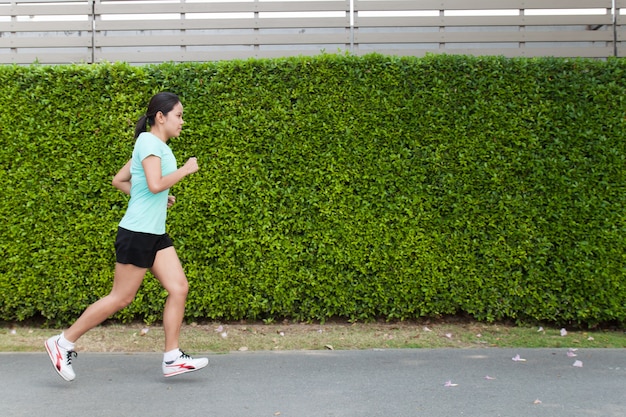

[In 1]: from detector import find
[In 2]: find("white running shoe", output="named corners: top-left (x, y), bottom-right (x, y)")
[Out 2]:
top-left (45, 335), bottom-right (77, 381)
top-left (162, 351), bottom-right (208, 377)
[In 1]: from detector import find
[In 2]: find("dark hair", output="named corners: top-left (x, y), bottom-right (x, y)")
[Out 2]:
top-left (134, 92), bottom-right (181, 139)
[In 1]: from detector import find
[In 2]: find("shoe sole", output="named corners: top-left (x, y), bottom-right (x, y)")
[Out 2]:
top-left (44, 339), bottom-right (75, 382)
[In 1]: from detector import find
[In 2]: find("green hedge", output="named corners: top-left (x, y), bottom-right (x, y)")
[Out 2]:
top-left (1, 54), bottom-right (624, 327)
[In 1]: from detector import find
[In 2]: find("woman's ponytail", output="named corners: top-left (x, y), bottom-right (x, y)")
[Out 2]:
top-left (134, 114), bottom-right (148, 139)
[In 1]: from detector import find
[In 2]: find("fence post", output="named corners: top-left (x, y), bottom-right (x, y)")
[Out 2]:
top-left (614, 0), bottom-right (618, 57)
top-left (349, 0), bottom-right (354, 53)
top-left (90, 0), bottom-right (95, 64)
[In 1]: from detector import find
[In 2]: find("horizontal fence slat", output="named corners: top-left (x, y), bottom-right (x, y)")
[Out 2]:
top-left (4, 21), bottom-right (94, 32)
top-left (354, 30), bottom-right (613, 44)
top-left (94, 48), bottom-right (340, 64)
top-left (249, 0), bottom-right (349, 13)
top-left (0, 0), bottom-right (87, 4)
top-left (95, 33), bottom-right (351, 47)
top-left (355, 15), bottom-right (613, 28)
top-left (95, 17), bottom-right (349, 31)
top-left (0, 0), bottom-right (87, 2)
top-left (94, 0), bottom-right (349, 14)
top-left (354, 0), bottom-right (612, 11)
top-left (0, 52), bottom-right (91, 64)
top-left (0, 37), bottom-right (92, 48)
top-left (1, 3), bottom-right (92, 15)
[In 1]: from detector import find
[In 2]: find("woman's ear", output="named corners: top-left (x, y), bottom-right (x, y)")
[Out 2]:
top-left (155, 111), bottom-right (165, 124)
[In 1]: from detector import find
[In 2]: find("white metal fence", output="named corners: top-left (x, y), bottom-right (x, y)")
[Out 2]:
top-left (0, 0), bottom-right (621, 64)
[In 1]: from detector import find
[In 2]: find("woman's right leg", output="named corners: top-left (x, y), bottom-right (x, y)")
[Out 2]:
top-left (46, 263), bottom-right (147, 381)
top-left (63, 263), bottom-right (147, 343)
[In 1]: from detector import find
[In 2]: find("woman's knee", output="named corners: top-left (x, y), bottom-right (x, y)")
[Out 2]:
top-left (168, 277), bottom-right (189, 298)
top-left (109, 292), bottom-right (136, 309)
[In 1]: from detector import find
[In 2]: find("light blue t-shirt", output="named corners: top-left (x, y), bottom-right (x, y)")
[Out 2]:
top-left (119, 132), bottom-right (177, 235)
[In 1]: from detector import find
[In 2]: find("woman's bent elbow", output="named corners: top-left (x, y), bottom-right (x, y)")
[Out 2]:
top-left (147, 184), bottom-right (165, 194)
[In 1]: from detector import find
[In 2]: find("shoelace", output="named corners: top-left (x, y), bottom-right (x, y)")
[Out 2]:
top-left (179, 350), bottom-right (191, 360)
top-left (66, 350), bottom-right (77, 365)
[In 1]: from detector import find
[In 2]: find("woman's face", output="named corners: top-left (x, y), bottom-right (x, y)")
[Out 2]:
top-left (162, 102), bottom-right (184, 138)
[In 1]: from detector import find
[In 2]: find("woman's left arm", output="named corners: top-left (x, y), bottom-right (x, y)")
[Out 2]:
top-left (112, 160), bottom-right (132, 195)
top-left (142, 155), bottom-right (198, 194)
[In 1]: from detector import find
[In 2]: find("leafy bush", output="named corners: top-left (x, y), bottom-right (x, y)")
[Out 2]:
top-left (0, 54), bottom-right (624, 327)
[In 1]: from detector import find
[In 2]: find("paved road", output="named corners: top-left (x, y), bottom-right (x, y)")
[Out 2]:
top-left (1, 348), bottom-right (624, 417)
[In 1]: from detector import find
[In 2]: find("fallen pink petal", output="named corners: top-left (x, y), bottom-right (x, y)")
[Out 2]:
top-left (573, 360), bottom-right (583, 367)
top-left (444, 380), bottom-right (458, 387)
top-left (512, 354), bottom-right (527, 362)
top-left (560, 328), bottom-right (568, 336)
top-left (484, 375), bottom-right (496, 380)
top-left (534, 399), bottom-right (542, 405)
top-left (567, 351), bottom-right (577, 357)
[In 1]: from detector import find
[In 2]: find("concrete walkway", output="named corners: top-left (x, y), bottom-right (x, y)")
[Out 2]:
top-left (2, 348), bottom-right (625, 417)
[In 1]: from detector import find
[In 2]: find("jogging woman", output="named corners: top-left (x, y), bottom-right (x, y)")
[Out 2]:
top-left (45, 92), bottom-right (208, 381)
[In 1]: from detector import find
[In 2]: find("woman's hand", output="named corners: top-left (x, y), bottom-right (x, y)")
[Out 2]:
top-left (167, 195), bottom-right (176, 208)
top-left (183, 157), bottom-right (199, 175)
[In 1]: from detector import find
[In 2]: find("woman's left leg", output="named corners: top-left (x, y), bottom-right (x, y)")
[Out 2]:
top-left (150, 246), bottom-right (188, 352)
top-left (151, 246), bottom-right (208, 377)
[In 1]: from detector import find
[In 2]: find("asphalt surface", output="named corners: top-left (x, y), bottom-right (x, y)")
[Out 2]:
top-left (1, 348), bottom-right (624, 417)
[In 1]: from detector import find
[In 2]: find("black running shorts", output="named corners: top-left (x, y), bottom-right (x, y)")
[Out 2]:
top-left (114, 227), bottom-right (173, 268)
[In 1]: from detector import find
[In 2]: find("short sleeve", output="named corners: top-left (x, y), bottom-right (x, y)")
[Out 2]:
top-left (135, 134), bottom-right (163, 162)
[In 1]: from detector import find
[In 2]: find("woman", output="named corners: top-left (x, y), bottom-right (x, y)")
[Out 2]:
top-left (45, 92), bottom-right (208, 381)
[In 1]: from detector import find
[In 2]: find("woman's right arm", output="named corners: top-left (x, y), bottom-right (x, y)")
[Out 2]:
top-left (112, 160), bottom-right (132, 195)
